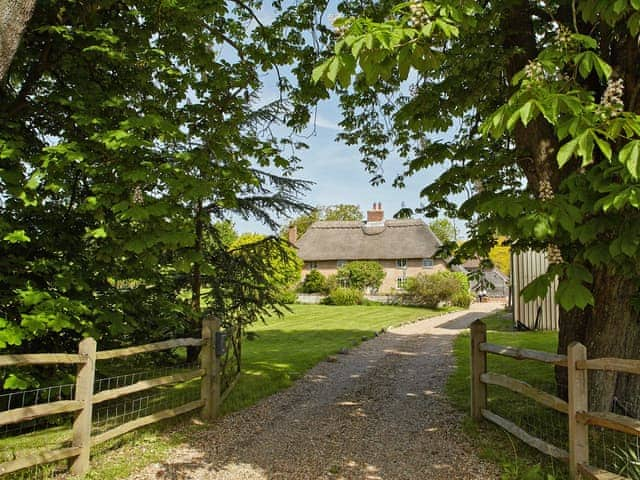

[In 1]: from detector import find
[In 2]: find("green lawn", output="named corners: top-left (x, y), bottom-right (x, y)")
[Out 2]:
top-left (446, 311), bottom-right (567, 480)
top-left (222, 304), bottom-right (450, 414)
top-left (3, 304), bottom-right (449, 479)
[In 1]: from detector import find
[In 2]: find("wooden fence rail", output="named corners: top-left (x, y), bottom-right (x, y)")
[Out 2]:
top-left (470, 319), bottom-right (640, 480)
top-left (0, 317), bottom-right (234, 478)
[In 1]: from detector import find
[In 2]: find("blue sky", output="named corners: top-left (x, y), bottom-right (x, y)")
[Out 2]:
top-left (234, 95), bottom-right (466, 237)
top-left (232, 3), bottom-right (467, 236)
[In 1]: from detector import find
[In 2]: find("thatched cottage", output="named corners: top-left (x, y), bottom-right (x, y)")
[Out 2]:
top-left (291, 203), bottom-right (447, 294)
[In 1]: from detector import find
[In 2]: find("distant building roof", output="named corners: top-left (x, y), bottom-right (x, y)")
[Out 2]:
top-left (295, 219), bottom-right (442, 261)
top-left (462, 258), bottom-right (481, 270)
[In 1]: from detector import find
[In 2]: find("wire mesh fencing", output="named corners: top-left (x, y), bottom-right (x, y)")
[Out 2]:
top-left (0, 360), bottom-right (202, 474)
top-left (487, 381), bottom-right (570, 478)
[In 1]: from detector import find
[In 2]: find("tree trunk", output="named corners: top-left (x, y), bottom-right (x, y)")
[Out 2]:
top-left (0, 0), bottom-right (36, 81)
top-left (187, 200), bottom-right (204, 364)
top-left (557, 268), bottom-right (640, 413)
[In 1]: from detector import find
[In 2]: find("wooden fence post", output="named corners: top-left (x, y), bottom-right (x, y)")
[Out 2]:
top-left (201, 317), bottom-right (221, 421)
top-left (470, 319), bottom-right (487, 421)
top-left (70, 337), bottom-right (96, 476)
top-left (568, 342), bottom-right (589, 479)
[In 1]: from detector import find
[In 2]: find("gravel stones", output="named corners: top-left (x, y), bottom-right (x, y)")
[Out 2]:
top-left (128, 304), bottom-right (502, 480)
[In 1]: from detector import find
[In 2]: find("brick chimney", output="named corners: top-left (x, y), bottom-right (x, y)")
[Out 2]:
top-left (367, 202), bottom-right (384, 223)
top-left (288, 225), bottom-right (297, 244)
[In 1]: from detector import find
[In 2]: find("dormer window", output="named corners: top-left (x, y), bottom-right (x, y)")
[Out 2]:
top-left (396, 258), bottom-right (407, 268)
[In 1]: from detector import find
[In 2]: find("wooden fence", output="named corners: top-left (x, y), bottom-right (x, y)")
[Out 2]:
top-left (471, 320), bottom-right (640, 480)
top-left (0, 317), bottom-right (228, 477)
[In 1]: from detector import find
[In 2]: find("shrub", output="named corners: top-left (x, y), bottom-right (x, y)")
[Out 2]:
top-left (451, 291), bottom-right (473, 308)
top-left (324, 273), bottom-right (338, 294)
top-left (301, 269), bottom-right (326, 293)
top-left (278, 289), bottom-right (298, 304)
top-left (336, 261), bottom-right (385, 292)
top-left (405, 271), bottom-right (471, 308)
top-left (322, 287), bottom-right (364, 306)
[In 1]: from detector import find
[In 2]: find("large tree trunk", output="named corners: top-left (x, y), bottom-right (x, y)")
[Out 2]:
top-left (186, 200), bottom-right (204, 364)
top-left (557, 268), bottom-right (640, 413)
top-left (0, 0), bottom-right (36, 81)
top-left (501, 2), bottom-right (640, 415)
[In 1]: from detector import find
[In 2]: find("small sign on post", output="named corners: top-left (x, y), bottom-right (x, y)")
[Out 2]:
top-left (215, 331), bottom-right (227, 357)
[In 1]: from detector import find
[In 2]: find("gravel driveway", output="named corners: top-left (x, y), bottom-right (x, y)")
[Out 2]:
top-left (129, 303), bottom-right (503, 480)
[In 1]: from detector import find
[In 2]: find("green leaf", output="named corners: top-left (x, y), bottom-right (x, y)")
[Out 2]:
top-left (85, 227), bottom-right (108, 239)
top-left (577, 130), bottom-right (595, 166)
top-left (311, 59), bottom-right (331, 84)
top-left (594, 134), bottom-right (612, 161)
top-left (557, 138), bottom-right (579, 167)
top-left (3, 374), bottom-right (32, 390)
top-left (566, 264), bottom-right (593, 283)
top-left (25, 169), bottom-right (44, 190)
top-left (556, 280), bottom-right (594, 310)
top-left (571, 33), bottom-right (598, 49)
top-left (326, 57), bottom-right (341, 84)
top-left (620, 140), bottom-right (640, 177)
top-left (351, 37), bottom-right (366, 58)
top-left (3, 230), bottom-right (30, 243)
top-left (519, 100), bottom-right (536, 126)
top-left (593, 55), bottom-right (613, 80)
top-left (575, 52), bottom-right (593, 78)
top-left (521, 273), bottom-right (554, 302)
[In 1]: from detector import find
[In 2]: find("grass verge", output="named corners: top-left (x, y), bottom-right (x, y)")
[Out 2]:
top-left (446, 311), bottom-right (567, 480)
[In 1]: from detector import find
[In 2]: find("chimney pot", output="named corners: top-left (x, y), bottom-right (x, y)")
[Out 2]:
top-left (367, 202), bottom-right (384, 223)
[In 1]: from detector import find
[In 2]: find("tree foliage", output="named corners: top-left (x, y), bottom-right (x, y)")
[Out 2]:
top-left (301, 269), bottom-right (327, 294)
top-left (287, 203), bottom-right (364, 237)
top-left (336, 260), bottom-right (385, 292)
top-left (231, 233), bottom-right (302, 294)
top-left (0, 0), bottom-right (325, 388)
top-left (313, 0), bottom-right (640, 408)
top-left (489, 237), bottom-right (511, 275)
top-left (405, 271), bottom-right (468, 309)
top-left (429, 218), bottom-right (456, 243)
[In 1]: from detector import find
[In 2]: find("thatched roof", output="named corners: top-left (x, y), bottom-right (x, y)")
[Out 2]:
top-left (295, 219), bottom-right (442, 261)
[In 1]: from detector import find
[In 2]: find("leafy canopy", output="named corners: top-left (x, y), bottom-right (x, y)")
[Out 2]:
top-left (0, 0), bottom-right (325, 387)
top-left (313, 0), bottom-right (640, 312)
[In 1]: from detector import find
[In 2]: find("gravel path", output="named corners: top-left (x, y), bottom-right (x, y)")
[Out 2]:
top-left (129, 304), bottom-right (503, 480)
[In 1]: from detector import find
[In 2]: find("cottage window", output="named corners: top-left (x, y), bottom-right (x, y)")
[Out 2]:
top-left (309, 261), bottom-right (318, 269)
top-left (337, 260), bottom-right (347, 268)
top-left (396, 258), bottom-right (407, 268)
top-left (396, 277), bottom-right (407, 289)
top-left (422, 258), bottom-right (434, 268)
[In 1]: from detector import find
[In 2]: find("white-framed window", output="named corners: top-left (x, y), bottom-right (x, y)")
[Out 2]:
top-left (337, 260), bottom-right (347, 268)
top-left (396, 258), bottom-right (407, 268)
top-left (309, 261), bottom-right (318, 269)
top-left (422, 258), bottom-right (434, 268)
top-left (396, 277), bottom-right (408, 289)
